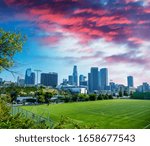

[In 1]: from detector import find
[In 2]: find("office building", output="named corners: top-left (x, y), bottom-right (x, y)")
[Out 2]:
top-left (100, 68), bottom-right (108, 90)
top-left (41, 72), bottom-right (58, 88)
top-left (88, 67), bottom-right (99, 92)
top-left (142, 82), bottom-right (149, 92)
top-left (88, 73), bottom-right (91, 92)
top-left (79, 75), bottom-right (87, 86)
top-left (25, 68), bottom-right (35, 86)
top-left (127, 76), bottom-right (134, 87)
top-left (73, 65), bottom-right (78, 86)
top-left (17, 76), bottom-right (25, 87)
top-left (68, 75), bottom-right (73, 85)
top-left (62, 79), bottom-right (68, 85)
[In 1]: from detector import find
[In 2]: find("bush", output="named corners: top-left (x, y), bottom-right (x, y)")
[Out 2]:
top-left (0, 99), bottom-right (48, 129)
top-left (130, 92), bottom-right (150, 100)
top-left (108, 95), bottom-right (113, 99)
top-left (71, 94), bottom-right (78, 102)
top-left (64, 96), bottom-right (71, 103)
top-left (89, 94), bottom-right (97, 101)
top-left (97, 94), bottom-right (103, 100)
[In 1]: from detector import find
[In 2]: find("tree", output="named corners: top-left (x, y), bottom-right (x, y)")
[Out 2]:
top-left (119, 91), bottom-right (123, 97)
top-left (0, 99), bottom-right (48, 129)
top-left (0, 29), bottom-right (26, 72)
top-left (97, 94), bottom-right (103, 100)
top-left (89, 94), bottom-right (97, 101)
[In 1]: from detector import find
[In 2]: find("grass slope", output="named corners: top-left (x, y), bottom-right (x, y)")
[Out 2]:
top-left (22, 99), bottom-right (150, 129)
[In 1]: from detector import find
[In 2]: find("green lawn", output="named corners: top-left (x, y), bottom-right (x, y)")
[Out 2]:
top-left (21, 99), bottom-right (150, 129)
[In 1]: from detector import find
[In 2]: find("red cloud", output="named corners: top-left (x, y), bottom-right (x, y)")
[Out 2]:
top-left (4, 0), bottom-right (150, 47)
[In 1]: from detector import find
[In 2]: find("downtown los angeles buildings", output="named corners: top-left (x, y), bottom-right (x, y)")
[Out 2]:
top-left (41, 72), bottom-right (58, 88)
top-left (0, 66), bottom-right (148, 94)
top-left (25, 68), bottom-right (35, 86)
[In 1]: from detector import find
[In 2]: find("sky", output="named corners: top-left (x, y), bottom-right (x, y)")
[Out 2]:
top-left (0, 0), bottom-right (150, 86)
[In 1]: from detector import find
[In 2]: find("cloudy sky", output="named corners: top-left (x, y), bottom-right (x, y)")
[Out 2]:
top-left (0, 0), bottom-right (150, 86)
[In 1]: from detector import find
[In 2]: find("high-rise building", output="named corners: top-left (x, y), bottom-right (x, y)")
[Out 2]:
top-left (62, 79), bottom-right (68, 85)
top-left (73, 65), bottom-right (78, 86)
top-left (127, 76), bottom-right (134, 87)
top-left (25, 68), bottom-right (35, 86)
top-left (142, 82), bottom-right (149, 92)
top-left (89, 67), bottom-right (99, 92)
top-left (17, 76), bottom-right (25, 87)
top-left (79, 75), bottom-right (87, 86)
top-left (110, 82), bottom-right (116, 92)
top-left (41, 72), bottom-right (58, 88)
top-left (88, 73), bottom-right (91, 92)
top-left (68, 75), bottom-right (73, 85)
top-left (100, 68), bottom-right (108, 90)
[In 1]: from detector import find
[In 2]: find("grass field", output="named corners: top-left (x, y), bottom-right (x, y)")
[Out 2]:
top-left (21, 99), bottom-right (150, 129)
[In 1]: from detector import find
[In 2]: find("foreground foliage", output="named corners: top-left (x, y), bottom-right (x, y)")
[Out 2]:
top-left (0, 100), bottom-right (48, 129)
top-left (0, 28), bottom-right (26, 71)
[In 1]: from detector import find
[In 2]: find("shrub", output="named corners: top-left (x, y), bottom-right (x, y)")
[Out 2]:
top-left (89, 94), bottom-right (97, 101)
top-left (97, 94), bottom-right (103, 100)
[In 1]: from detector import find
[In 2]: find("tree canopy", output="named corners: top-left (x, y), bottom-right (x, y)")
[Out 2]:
top-left (0, 29), bottom-right (26, 72)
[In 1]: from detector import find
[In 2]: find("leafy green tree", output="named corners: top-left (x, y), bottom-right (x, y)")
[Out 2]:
top-left (37, 95), bottom-right (45, 103)
top-left (44, 92), bottom-right (53, 103)
top-left (119, 91), bottom-right (123, 97)
top-left (0, 28), bottom-right (26, 72)
top-left (97, 94), bottom-right (103, 100)
top-left (108, 94), bottom-right (113, 99)
top-left (71, 94), bottom-right (78, 102)
top-left (89, 94), bottom-right (97, 101)
top-left (103, 94), bottom-right (109, 100)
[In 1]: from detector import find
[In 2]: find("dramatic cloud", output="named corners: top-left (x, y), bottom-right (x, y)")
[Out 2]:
top-left (3, 0), bottom-right (150, 46)
top-left (1, 0), bottom-right (150, 85)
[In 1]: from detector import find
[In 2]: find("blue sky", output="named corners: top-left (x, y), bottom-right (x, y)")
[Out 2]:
top-left (1, 0), bottom-right (150, 86)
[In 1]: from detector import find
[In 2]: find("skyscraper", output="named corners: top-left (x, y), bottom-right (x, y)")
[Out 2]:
top-left (142, 82), bottom-right (149, 92)
top-left (73, 65), bottom-right (78, 86)
top-left (79, 75), bottom-right (87, 86)
top-left (17, 76), bottom-right (25, 87)
top-left (88, 73), bottom-right (91, 92)
top-left (68, 75), bottom-right (73, 85)
top-left (127, 76), bottom-right (134, 87)
top-left (89, 67), bottom-right (99, 92)
top-left (25, 68), bottom-right (35, 86)
top-left (41, 72), bottom-right (58, 88)
top-left (100, 68), bottom-right (108, 90)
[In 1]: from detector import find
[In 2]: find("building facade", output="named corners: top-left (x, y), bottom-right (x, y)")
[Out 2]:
top-left (68, 75), bottom-right (73, 85)
top-left (100, 68), bottom-right (108, 90)
top-left (79, 75), bottom-right (87, 86)
top-left (127, 76), bottom-right (134, 87)
top-left (41, 72), bottom-right (58, 88)
top-left (88, 67), bottom-right (99, 92)
top-left (25, 68), bottom-right (35, 86)
top-left (73, 65), bottom-right (78, 86)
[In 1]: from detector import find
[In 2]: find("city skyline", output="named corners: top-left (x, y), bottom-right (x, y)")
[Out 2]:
top-left (1, 0), bottom-right (150, 86)
top-left (1, 65), bottom-right (148, 88)
top-left (0, 65), bottom-right (150, 88)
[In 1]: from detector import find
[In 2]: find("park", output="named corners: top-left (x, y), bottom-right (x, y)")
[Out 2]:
top-left (21, 99), bottom-right (150, 129)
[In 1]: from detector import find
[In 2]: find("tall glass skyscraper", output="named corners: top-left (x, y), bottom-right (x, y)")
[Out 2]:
top-left (25, 68), bottom-right (35, 86)
top-left (41, 72), bottom-right (58, 87)
top-left (100, 68), bottom-right (108, 90)
top-left (79, 75), bottom-right (87, 86)
top-left (89, 67), bottom-right (99, 92)
top-left (73, 65), bottom-right (78, 86)
top-left (68, 75), bottom-right (73, 85)
top-left (127, 76), bottom-right (134, 87)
